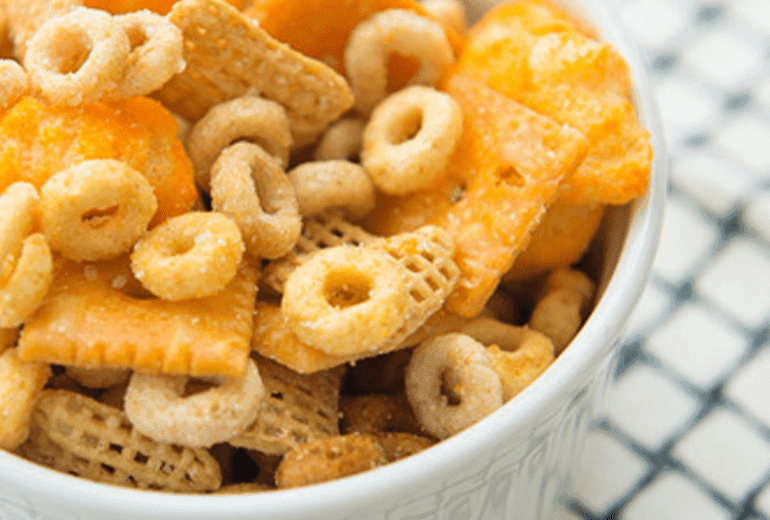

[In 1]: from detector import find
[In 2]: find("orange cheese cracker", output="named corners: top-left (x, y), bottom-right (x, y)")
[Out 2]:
top-left (0, 96), bottom-right (196, 226)
top-left (367, 74), bottom-right (588, 317)
top-left (452, 0), bottom-right (651, 205)
top-left (17, 256), bottom-right (258, 377)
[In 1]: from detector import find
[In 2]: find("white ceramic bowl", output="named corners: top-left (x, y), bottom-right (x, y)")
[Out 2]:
top-left (0, 0), bottom-right (666, 518)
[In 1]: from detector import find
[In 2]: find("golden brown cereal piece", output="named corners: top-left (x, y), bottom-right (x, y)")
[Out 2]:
top-left (130, 211), bottom-right (244, 300)
top-left (344, 9), bottom-right (454, 115)
top-left (187, 95), bottom-right (292, 191)
top-left (65, 366), bottom-right (131, 389)
top-left (124, 358), bottom-right (263, 447)
top-left (157, 0), bottom-right (354, 139)
top-left (0, 348), bottom-right (50, 450)
top-left (368, 225), bottom-right (461, 341)
top-left (503, 202), bottom-right (606, 282)
top-left (24, 7), bottom-right (130, 106)
top-left (33, 389), bottom-right (222, 491)
top-left (340, 394), bottom-right (420, 435)
top-left (210, 142), bottom-right (302, 260)
top-left (18, 257), bottom-right (258, 377)
top-left (0, 59), bottom-right (28, 110)
top-left (459, 318), bottom-right (554, 401)
top-left (288, 160), bottom-right (376, 221)
top-left (262, 210), bottom-right (376, 294)
top-left (0, 182), bottom-right (53, 328)
top-left (275, 433), bottom-right (388, 489)
top-left (374, 431), bottom-right (434, 462)
top-left (313, 118), bottom-right (365, 161)
top-left (362, 86), bottom-right (462, 195)
top-left (6, 0), bottom-right (82, 60)
top-left (529, 268), bottom-right (595, 352)
top-left (405, 333), bottom-right (503, 439)
top-left (282, 245), bottom-right (410, 356)
top-left (229, 357), bottom-right (342, 455)
top-left (16, 423), bottom-right (139, 487)
top-left (421, 0), bottom-right (467, 37)
top-left (40, 159), bottom-right (158, 262)
top-left (108, 10), bottom-right (185, 99)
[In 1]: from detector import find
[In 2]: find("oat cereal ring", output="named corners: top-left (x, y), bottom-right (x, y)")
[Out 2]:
top-left (459, 318), bottom-right (554, 401)
top-left (0, 59), bottom-right (29, 110)
top-left (341, 394), bottom-right (420, 435)
top-left (313, 118), bottom-right (365, 161)
top-left (187, 95), bottom-right (292, 191)
top-left (529, 268), bottom-right (595, 353)
top-left (361, 85), bottom-right (462, 195)
top-left (288, 160), bottom-right (376, 221)
top-left (0, 187), bottom-right (55, 327)
top-left (124, 358), bottom-right (263, 447)
top-left (65, 366), bottom-right (131, 389)
top-left (210, 142), bottom-right (302, 260)
top-left (344, 9), bottom-right (454, 115)
top-left (405, 333), bottom-right (503, 439)
top-left (130, 211), bottom-right (244, 300)
top-left (275, 433), bottom-right (388, 489)
top-left (40, 159), bottom-right (158, 262)
top-left (0, 348), bottom-right (50, 450)
top-left (281, 245), bottom-right (410, 356)
top-left (24, 7), bottom-right (130, 106)
top-left (108, 10), bottom-right (185, 99)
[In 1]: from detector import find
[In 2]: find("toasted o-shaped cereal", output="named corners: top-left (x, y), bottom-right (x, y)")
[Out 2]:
top-left (0, 233), bottom-right (53, 328)
top-left (210, 142), bottom-right (302, 259)
top-left (275, 434), bottom-right (388, 489)
top-left (40, 159), bottom-right (158, 262)
top-left (281, 246), bottom-right (410, 356)
top-left (405, 333), bottom-right (502, 439)
top-left (24, 7), bottom-right (130, 106)
top-left (187, 95), bottom-right (292, 190)
top-left (530, 268), bottom-right (595, 353)
top-left (130, 211), bottom-right (244, 300)
top-left (125, 358), bottom-right (263, 447)
top-left (0, 348), bottom-right (51, 450)
top-left (109, 10), bottom-right (185, 99)
top-left (362, 86), bottom-right (462, 195)
top-left (313, 118), bottom-right (365, 161)
top-left (344, 9), bottom-right (454, 115)
top-left (0, 59), bottom-right (29, 110)
top-left (0, 183), bottom-right (53, 327)
top-left (288, 160), bottom-right (375, 221)
top-left (459, 318), bottom-right (555, 401)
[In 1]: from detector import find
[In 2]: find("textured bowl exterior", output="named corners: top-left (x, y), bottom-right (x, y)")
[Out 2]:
top-left (0, 0), bottom-right (666, 518)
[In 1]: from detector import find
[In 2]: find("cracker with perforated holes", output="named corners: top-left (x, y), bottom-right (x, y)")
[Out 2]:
top-left (17, 256), bottom-right (259, 377)
top-left (156, 0), bottom-right (354, 138)
top-left (228, 356), bottom-right (344, 455)
top-left (32, 389), bottom-right (222, 491)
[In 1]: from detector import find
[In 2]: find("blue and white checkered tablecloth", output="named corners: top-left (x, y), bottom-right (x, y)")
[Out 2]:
top-left (560, 1), bottom-right (770, 518)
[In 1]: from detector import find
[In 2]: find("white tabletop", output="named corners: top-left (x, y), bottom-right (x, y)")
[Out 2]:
top-left (562, 1), bottom-right (770, 518)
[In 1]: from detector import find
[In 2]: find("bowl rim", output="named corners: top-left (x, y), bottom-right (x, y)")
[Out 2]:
top-left (0, 0), bottom-right (667, 517)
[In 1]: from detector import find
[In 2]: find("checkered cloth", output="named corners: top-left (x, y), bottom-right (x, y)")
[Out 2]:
top-left (562, 1), bottom-right (770, 518)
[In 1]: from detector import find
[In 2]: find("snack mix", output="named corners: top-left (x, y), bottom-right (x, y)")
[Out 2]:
top-left (0, 0), bottom-right (652, 492)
